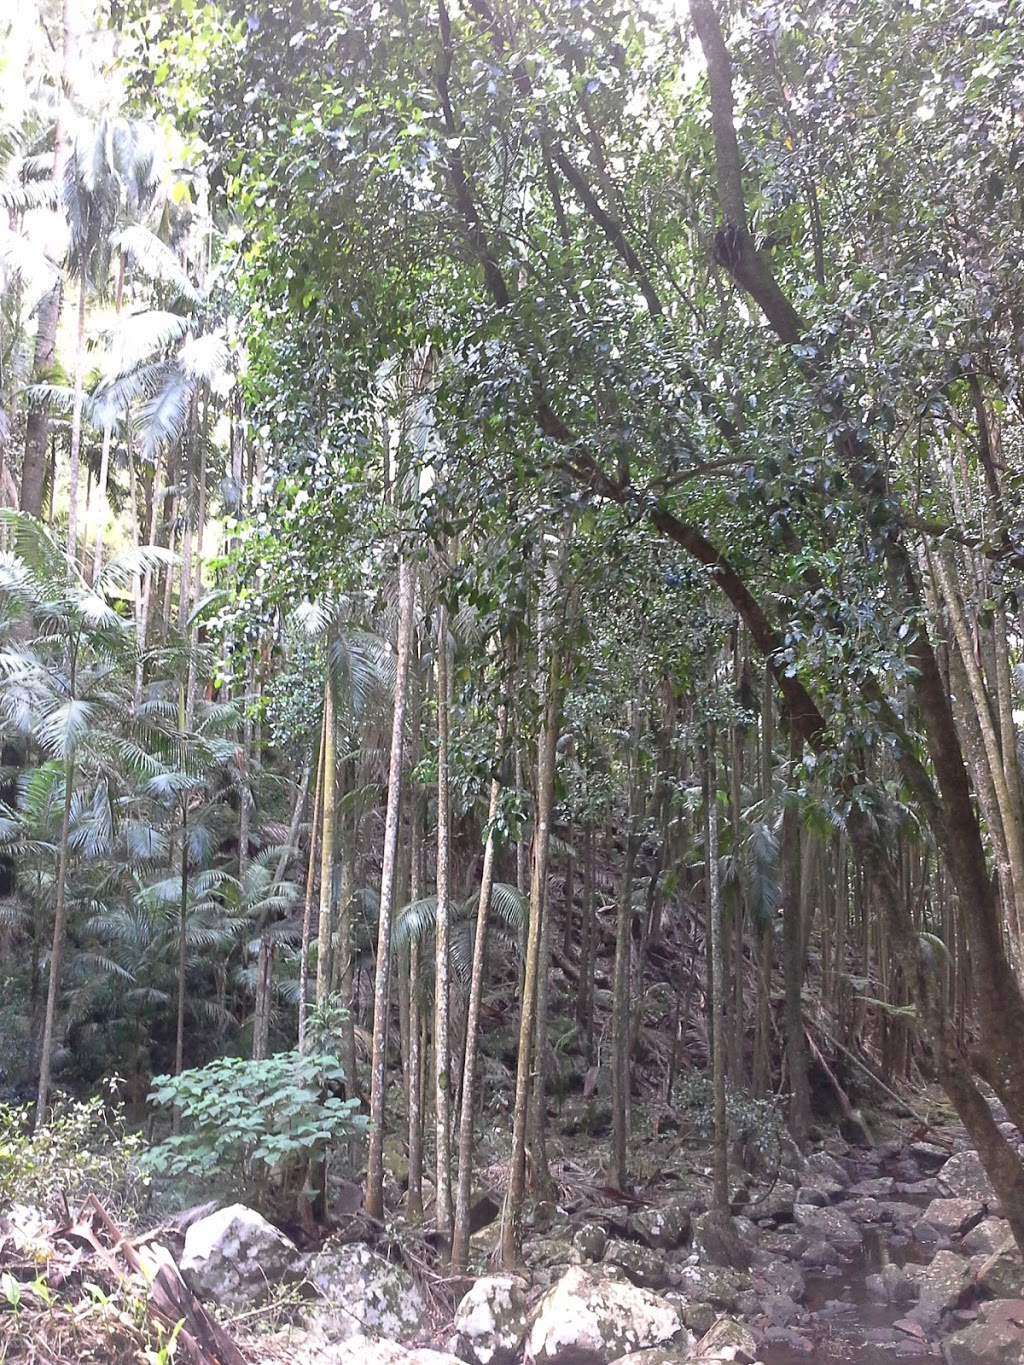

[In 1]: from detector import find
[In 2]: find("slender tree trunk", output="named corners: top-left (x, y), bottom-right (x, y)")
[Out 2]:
top-left (365, 555), bottom-right (417, 1220)
top-left (434, 604), bottom-right (453, 1250)
top-left (316, 671), bottom-right (337, 1008)
top-left (501, 610), bottom-right (559, 1268)
top-left (34, 751), bottom-right (75, 1128)
top-left (707, 714), bottom-right (728, 1213)
top-left (782, 727), bottom-right (810, 1146)
top-left (66, 277), bottom-right (87, 565)
top-left (298, 710), bottom-right (326, 1049)
top-left (452, 700), bottom-right (508, 1270)
top-left (407, 787), bottom-right (425, 1218)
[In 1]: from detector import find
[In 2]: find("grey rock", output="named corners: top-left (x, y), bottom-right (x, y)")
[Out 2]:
top-left (964, 1217), bottom-right (1014, 1256)
top-left (910, 1142), bottom-right (952, 1174)
top-left (939, 1150), bottom-right (996, 1203)
top-left (691, 1314), bottom-right (757, 1362)
top-left (804, 1153), bottom-right (850, 1187)
top-left (180, 1203), bottom-right (307, 1311)
top-left (942, 1304), bottom-right (1024, 1365)
top-left (973, 1240), bottom-right (1024, 1300)
top-left (575, 1223), bottom-right (610, 1262)
top-left (918, 1198), bottom-right (986, 1238)
top-left (748, 1184), bottom-right (797, 1224)
top-left (604, 1241), bottom-right (671, 1291)
top-left (630, 1201), bottom-right (691, 1252)
top-left (914, 1249), bottom-right (968, 1320)
top-left (450, 1275), bottom-right (529, 1365)
top-left (308, 1241), bottom-right (425, 1342)
top-left (524, 1236), bottom-right (582, 1271)
top-left (847, 1177), bottom-right (895, 1199)
top-left (691, 1212), bottom-right (750, 1270)
top-left (792, 1204), bottom-right (862, 1253)
top-left (525, 1267), bottom-right (689, 1365)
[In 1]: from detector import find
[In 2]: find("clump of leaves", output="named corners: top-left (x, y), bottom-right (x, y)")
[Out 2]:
top-left (0, 1092), bottom-right (147, 1215)
top-left (142, 1051), bottom-right (366, 1212)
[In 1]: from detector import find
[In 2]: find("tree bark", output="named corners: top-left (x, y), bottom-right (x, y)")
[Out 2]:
top-left (365, 555), bottom-right (417, 1220)
top-left (434, 603), bottom-right (453, 1251)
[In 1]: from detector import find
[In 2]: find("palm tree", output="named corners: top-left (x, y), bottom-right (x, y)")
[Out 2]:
top-left (0, 508), bottom-right (170, 1123)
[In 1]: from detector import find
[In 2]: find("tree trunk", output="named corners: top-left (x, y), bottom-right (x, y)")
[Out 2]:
top-left (66, 276), bottom-right (87, 565)
top-left (34, 751), bottom-right (75, 1128)
top-left (707, 714), bottom-right (728, 1214)
top-left (316, 671), bottom-right (337, 1009)
top-left (434, 603), bottom-right (453, 1251)
top-left (365, 555), bottom-right (417, 1220)
top-left (451, 700), bottom-right (507, 1270)
top-left (782, 728), bottom-right (810, 1146)
top-left (298, 709), bottom-right (326, 1049)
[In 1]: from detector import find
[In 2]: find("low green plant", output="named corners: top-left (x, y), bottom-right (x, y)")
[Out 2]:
top-left (141, 1051), bottom-right (366, 1212)
top-left (0, 1090), bottom-right (146, 1214)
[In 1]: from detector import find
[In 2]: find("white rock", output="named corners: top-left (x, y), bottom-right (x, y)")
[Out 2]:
top-left (307, 1240), bottom-right (426, 1342)
top-left (180, 1203), bottom-right (307, 1310)
top-left (525, 1266), bottom-right (689, 1365)
top-left (450, 1275), bottom-right (529, 1365)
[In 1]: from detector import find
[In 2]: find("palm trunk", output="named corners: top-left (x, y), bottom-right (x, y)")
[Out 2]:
top-left (34, 751), bottom-right (75, 1128)
top-left (66, 276), bottom-right (87, 565)
top-left (365, 555), bottom-right (417, 1220)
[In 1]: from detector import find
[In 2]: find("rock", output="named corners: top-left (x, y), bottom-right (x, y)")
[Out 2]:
top-left (630, 1201), bottom-right (691, 1251)
top-left (918, 1198), bottom-right (986, 1238)
top-left (748, 1184), bottom-right (796, 1224)
top-left (450, 1276), bottom-right (529, 1365)
top-left (973, 1239), bottom-right (1024, 1300)
top-left (964, 1217), bottom-right (1014, 1257)
top-left (180, 1204), bottom-right (306, 1310)
top-left (691, 1315), bottom-right (758, 1362)
top-left (524, 1236), bottom-right (582, 1272)
top-left (942, 1303), bottom-right (1024, 1365)
top-left (332, 1341), bottom-right (464, 1365)
top-left (914, 1249), bottom-right (969, 1323)
top-left (670, 1265), bottom-right (741, 1312)
top-left (606, 1352), bottom-right (690, 1365)
top-left (847, 1176), bottom-right (895, 1199)
top-left (910, 1142), bottom-right (952, 1174)
top-left (939, 1150), bottom-right (996, 1202)
top-left (691, 1212), bottom-right (751, 1270)
top-left (574, 1223), bottom-right (610, 1262)
top-left (308, 1241), bottom-right (425, 1341)
top-left (792, 1204), bottom-right (862, 1253)
top-left (679, 1302), bottom-right (717, 1338)
top-left (525, 1266), bottom-right (689, 1365)
top-left (804, 1153), bottom-right (850, 1187)
top-left (792, 1186), bottom-right (829, 1208)
top-left (866, 1262), bottom-right (918, 1307)
top-left (799, 1239), bottom-right (842, 1269)
top-left (604, 1241), bottom-right (671, 1290)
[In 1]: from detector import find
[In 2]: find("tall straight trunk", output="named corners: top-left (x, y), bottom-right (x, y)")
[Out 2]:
top-left (135, 449), bottom-right (163, 705)
top-left (782, 727), bottom-right (810, 1146)
top-left (21, 0), bottom-right (75, 520)
top-left (706, 715), bottom-right (728, 1213)
top-left (365, 555), bottom-right (417, 1221)
top-left (298, 709), bottom-right (326, 1049)
top-left (238, 656), bottom-right (256, 880)
top-left (451, 700), bottom-right (508, 1270)
top-left (34, 751), bottom-right (75, 1128)
top-left (407, 787), bottom-right (425, 1218)
top-left (316, 672), bottom-right (337, 1008)
top-left (501, 615), bottom-right (559, 1268)
top-left (434, 605), bottom-right (453, 1250)
top-left (90, 257), bottom-right (125, 583)
top-left (173, 797), bottom-right (189, 1135)
top-left (334, 774), bottom-right (358, 1089)
top-left (611, 821), bottom-right (636, 1189)
top-left (66, 277), bottom-right (87, 564)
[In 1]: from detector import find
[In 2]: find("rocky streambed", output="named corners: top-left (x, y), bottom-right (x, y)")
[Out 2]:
top-left (10, 1110), bottom-right (1018, 1365)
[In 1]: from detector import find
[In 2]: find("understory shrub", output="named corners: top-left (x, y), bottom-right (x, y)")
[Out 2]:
top-left (142, 1051), bottom-right (366, 1212)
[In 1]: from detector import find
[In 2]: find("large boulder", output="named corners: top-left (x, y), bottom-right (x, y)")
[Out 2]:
top-left (525, 1266), bottom-right (689, 1365)
top-left (973, 1239), bottom-right (1024, 1300)
top-left (180, 1204), bottom-right (307, 1310)
top-left (913, 1250), bottom-right (968, 1325)
top-left (450, 1276), bottom-right (529, 1365)
top-left (691, 1212), bottom-right (751, 1270)
top-left (308, 1241), bottom-right (425, 1341)
top-left (939, 1150), bottom-right (996, 1202)
top-left (964, 1217), bottom-right (1015, 1257)
top-left (918, 1197), bottom-right (985, 1239)
top-left (942, 1299), bottom-right (1024, 1365)
top-left (333, 1339), bottom-right (465, 1365)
